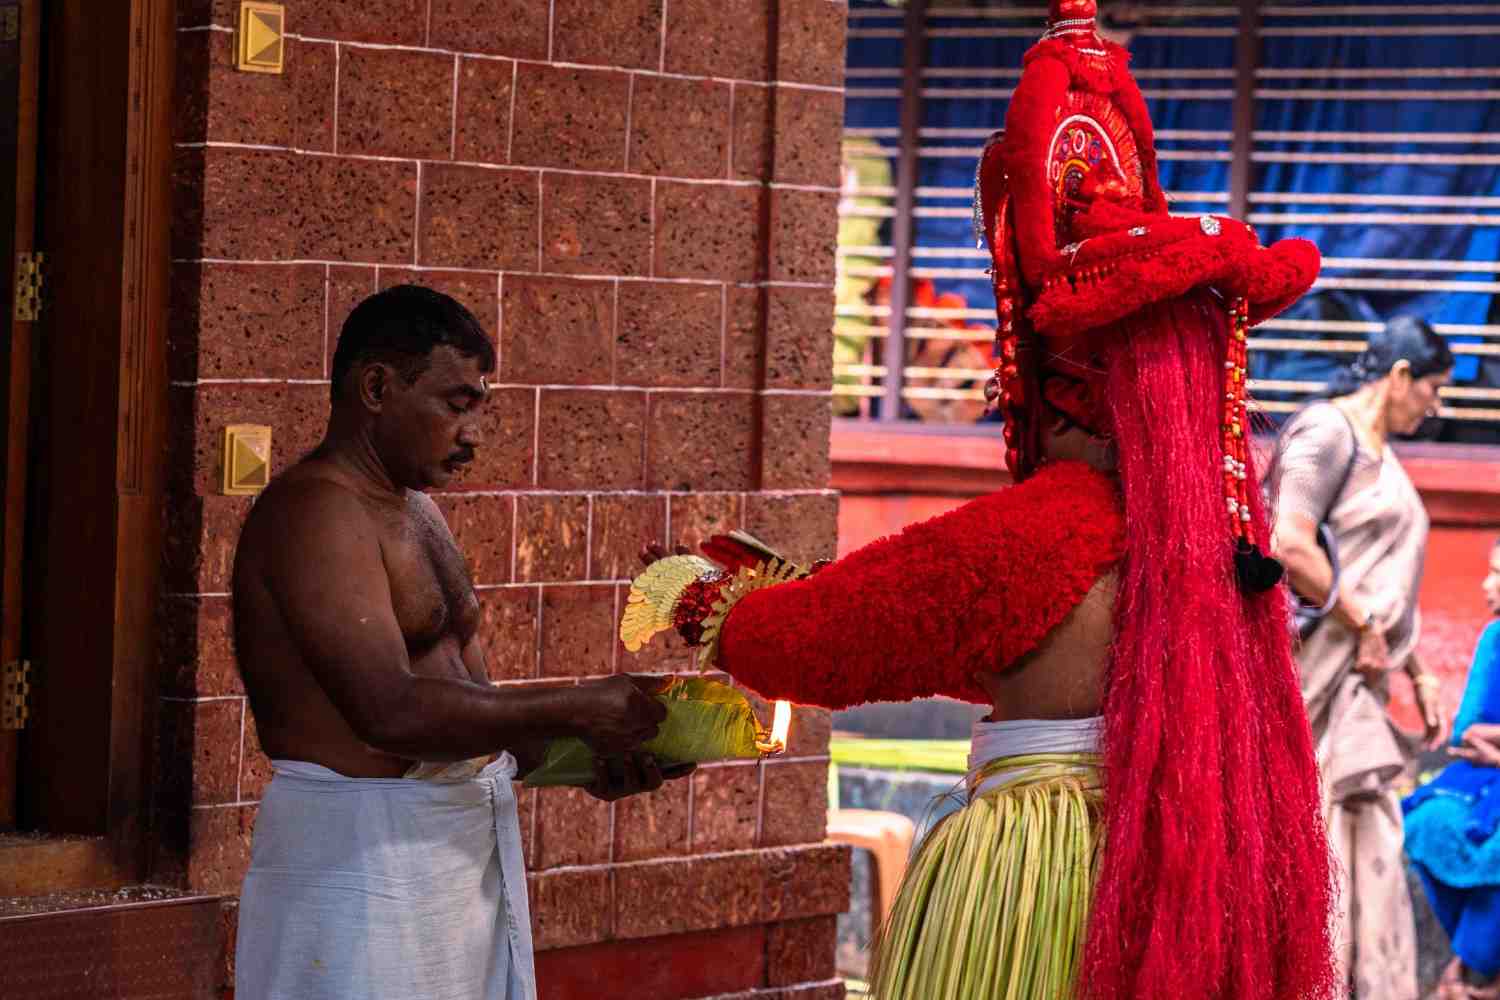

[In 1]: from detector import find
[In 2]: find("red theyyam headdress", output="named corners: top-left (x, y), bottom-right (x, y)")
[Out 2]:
top-left (974, 8), bottom-right (1337, 1000)
top-left (975, 0), bottom-right (1318, 586)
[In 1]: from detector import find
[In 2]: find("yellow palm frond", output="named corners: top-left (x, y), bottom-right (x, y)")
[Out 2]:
top-left (620, 555), bottom-right (718, 652)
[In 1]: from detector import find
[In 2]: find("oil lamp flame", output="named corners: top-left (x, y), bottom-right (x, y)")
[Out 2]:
top-left (771, 699), bottom-right (792, 750)
top-left (756, 699), bottom-right (794, 756)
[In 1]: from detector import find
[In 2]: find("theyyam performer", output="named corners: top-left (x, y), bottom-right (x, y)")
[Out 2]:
top-left (623, 2), bottom-right (1338, 998)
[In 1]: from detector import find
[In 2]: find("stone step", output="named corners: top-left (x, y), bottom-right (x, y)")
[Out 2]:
top-left (0, 886), bottom-right (224, 999)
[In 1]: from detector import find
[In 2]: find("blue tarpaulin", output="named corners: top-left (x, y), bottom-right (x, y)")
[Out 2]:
top-left (844, 0), bottom-right (1500, 438)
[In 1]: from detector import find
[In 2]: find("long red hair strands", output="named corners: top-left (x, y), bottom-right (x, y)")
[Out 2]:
top-left (1080, 293), bottom-right (1337, 1000)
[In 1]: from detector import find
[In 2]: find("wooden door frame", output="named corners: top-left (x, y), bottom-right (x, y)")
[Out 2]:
top-left (0, 0), bottom-right (172, 893)
top-left (0, 0), bottom-right (43, 832)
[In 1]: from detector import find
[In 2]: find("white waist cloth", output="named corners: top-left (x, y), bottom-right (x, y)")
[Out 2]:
top-left (235, 753), bottom-right (535, 1000)
top-left (968, 716), bottom-right (1103, 799)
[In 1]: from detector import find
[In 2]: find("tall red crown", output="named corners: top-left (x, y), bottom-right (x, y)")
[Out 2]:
top-left (975, 6), bottom-right (1318, 559)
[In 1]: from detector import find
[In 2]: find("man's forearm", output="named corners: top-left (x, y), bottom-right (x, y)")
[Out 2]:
top-left (360, 676), bottom-right (587, 762)
top-left (508, 736), bottom-right (551, 777)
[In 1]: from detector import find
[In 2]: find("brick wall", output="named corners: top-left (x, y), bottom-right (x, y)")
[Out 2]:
top-left (159, 1), bottom-right (850, 996)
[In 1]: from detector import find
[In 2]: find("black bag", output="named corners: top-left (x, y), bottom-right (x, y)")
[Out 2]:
top-left (1270, 405), bottom-right (1360, 641)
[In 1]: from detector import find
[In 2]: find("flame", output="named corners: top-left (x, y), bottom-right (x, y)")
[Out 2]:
top-left (756, 699), bottom-right (794, 755)
top-left (771, 699), bottom-right (792, 749)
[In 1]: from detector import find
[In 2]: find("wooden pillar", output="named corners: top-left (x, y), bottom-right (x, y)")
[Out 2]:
top-left (1229, 0), bottom-right (1261, 220)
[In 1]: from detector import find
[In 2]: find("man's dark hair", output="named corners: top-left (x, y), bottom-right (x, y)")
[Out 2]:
top-left (330, 284), bottom-right (496, 403)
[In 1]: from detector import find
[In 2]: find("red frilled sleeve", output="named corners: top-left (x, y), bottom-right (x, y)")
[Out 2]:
top-left (716, 461), bottom-right (1124, 709)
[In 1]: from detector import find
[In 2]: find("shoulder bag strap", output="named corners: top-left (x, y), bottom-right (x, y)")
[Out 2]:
top-left (1307, 405), bottom-right (1361, 617)
top-left (1324, 404), bottom-right (1361, 524)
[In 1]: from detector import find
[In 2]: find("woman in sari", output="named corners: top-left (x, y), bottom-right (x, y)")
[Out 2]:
top-left (1271, 316), bottom-right (1453, 999)
top-left (1405, 540), bottom-right (1500, 999)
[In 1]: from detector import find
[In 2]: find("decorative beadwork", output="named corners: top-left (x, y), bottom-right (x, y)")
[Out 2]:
top-left (1221, 297), bottom-right (1255, 544)
top-left (973, 131), bottom-right (1005, 250)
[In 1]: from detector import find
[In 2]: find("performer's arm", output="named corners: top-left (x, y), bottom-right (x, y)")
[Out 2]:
top-left (713, 461), bottom-right (1123, 709)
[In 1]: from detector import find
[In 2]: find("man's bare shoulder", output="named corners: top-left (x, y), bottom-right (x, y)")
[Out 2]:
top-left (404, 489), bottom-right (453, 533)
top-left (236, 462), bottom-right (381, 579)
top-left (398, 486), bottom-right (441, 514)
top-left (247, 461), bottom-right (374, 526)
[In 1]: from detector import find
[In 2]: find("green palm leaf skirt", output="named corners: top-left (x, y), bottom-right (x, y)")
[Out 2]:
top-left (867, 752), bottom-right (1105, 1000)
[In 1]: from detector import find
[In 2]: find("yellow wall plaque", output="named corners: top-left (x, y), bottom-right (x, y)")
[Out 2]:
top-left (237, 2), bottom-right (285, 74)
top-left (222, 424), bottom-right (273, 495)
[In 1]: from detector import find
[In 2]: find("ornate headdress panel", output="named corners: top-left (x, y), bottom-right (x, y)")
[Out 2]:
top-left (1048, 93), bottom-right (1143, 245)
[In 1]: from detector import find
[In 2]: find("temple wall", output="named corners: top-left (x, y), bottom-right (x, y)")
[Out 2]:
top-left (160, 1), bottom-right (850, 995)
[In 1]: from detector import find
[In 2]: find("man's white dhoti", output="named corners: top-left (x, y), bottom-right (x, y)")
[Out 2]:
top-left (235, 754), bottom-right (535, 1000)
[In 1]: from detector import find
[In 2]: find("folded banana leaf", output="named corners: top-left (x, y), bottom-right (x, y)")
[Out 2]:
top-left (523, 677), bottom-right (764, 788)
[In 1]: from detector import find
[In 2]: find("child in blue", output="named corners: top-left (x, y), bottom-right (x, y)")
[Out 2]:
top-left (1405, 540), bottom-right (1500, 999)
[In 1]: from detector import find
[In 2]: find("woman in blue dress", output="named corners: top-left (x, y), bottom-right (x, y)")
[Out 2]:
top-left (1405, 540), bottom-right (1500, 999)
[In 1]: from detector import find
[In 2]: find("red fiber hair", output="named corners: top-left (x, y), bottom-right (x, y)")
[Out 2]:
top-left (1081, 293), bottom-right (1336, 1000)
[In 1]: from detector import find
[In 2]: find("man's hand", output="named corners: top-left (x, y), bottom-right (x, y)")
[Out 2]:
top-left (575, 674), bottom-right (670, 755)
top-left (1354, 626), bottom-right (1389, 684)
top-left (585, 752), bottom-right (696, 802)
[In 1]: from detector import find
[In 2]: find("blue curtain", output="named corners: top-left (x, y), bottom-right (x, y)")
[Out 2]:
top-left (844, 0), bottom-right (1500, 439)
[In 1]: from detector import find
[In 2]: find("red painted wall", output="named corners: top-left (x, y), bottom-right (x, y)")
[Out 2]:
top-left (1402, 526), bottom-right (1494, 730)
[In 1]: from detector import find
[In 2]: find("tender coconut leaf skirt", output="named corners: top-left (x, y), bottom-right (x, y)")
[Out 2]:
top-left (868, 753), bottom-right (1104, 1000)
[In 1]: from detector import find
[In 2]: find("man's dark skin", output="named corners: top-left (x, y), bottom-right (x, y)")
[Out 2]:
top-left (233, 343), bottom-right (682, 798)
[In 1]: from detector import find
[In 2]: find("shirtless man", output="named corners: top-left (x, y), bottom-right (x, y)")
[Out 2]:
top-left (231, 285), bottom-right (679, 1000)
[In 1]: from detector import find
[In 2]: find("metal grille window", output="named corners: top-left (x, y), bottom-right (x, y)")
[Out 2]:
top-left (838, 0), bottom-right (1500, 441)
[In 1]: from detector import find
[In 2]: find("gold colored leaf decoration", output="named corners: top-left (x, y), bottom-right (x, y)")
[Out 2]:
top-left (696, 558), bottom-right (809, 672)
top-left (620, 555), bottom-right (719, 652)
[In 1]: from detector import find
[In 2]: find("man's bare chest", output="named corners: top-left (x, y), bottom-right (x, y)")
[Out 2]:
top-left (376, 506), bottom-right (480, 653)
